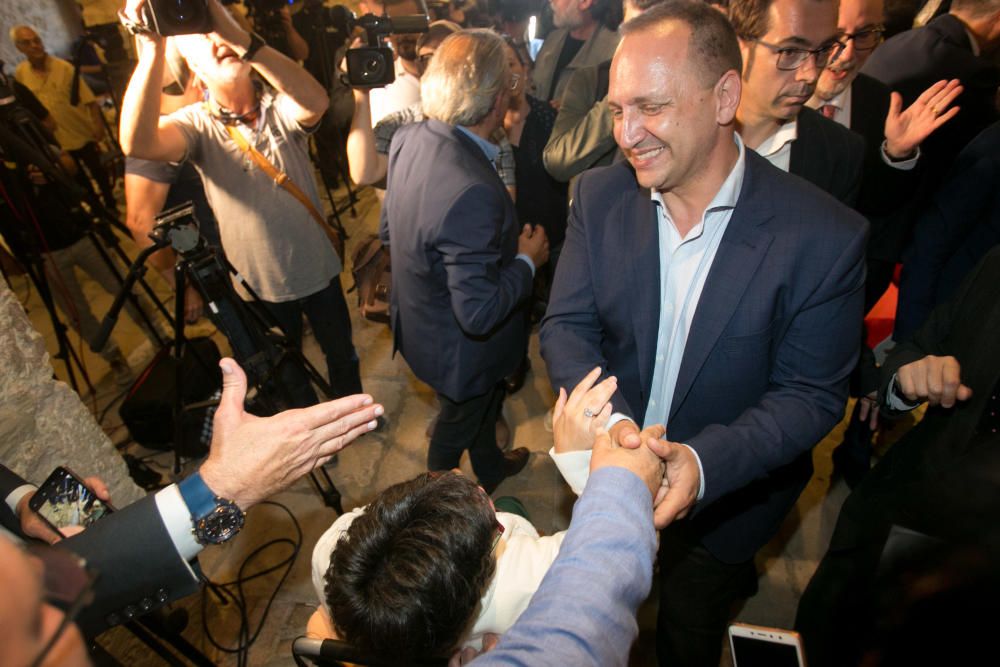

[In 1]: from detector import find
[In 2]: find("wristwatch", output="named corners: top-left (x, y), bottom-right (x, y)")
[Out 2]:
top-left (178, 472), bottom-right (245, 545)
top-left (241, 32), bottom-right (267, 62)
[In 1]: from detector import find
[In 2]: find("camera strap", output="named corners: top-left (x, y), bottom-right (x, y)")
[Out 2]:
top-left (225, 124), bottom-right (343, 261)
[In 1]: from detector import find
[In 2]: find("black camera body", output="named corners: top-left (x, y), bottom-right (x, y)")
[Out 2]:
top-left (142, 0), bottom-right (213, 36)
top-left (343, 12), bottom-right (430, 88)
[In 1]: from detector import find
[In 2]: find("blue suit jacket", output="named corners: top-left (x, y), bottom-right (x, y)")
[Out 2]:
top-left (380, 119), bottom-right (533, 402)
top-left (540, 150), bottom-right (868, 562)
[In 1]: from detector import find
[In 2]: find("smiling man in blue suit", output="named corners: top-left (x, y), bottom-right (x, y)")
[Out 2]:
top-left (539, 3), bottom-right (867, 665)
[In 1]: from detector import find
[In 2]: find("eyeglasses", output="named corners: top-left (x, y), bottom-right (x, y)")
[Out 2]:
top-left (27, 545), bottom-right (96, 667)
top-left (839, 25), bottom-right (885, 51)
top-left (752, 38), bottom-right (844, 71)
top-left (491, 520), bottom-right (505, 553)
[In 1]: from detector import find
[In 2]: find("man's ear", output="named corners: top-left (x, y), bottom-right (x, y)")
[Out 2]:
top-left (714, 69), bottom-right (741, 125)
top-left (578, 0), bottom-right (596, 13)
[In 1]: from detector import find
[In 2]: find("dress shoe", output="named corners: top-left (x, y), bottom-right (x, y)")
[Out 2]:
top-left (504, 356), bottom-right (531, 394)
top-left (482, 447), bottom-right (529, 495)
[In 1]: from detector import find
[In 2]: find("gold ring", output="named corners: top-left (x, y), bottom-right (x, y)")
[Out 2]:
top-left (931, 105), bottom-right (939, 115)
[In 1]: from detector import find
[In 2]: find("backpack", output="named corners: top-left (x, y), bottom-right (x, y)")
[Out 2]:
top-left (350, 235), bottom-right (392, 324)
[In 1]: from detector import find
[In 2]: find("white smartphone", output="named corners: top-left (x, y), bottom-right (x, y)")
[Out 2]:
top-left (728, 623), bottom-right (807, 667)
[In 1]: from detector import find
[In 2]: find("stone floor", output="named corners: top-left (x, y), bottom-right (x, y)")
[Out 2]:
top-left (13, 182), bottom-right (909, 666)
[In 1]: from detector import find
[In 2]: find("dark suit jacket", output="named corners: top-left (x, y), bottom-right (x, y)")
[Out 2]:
top-left (790, 106), bottom-right (866, 208)
top-left (850, 73), bottom-right (920, 262)
top-left (862, 13), bottom-right (1000, 180)
top-left (875, 247), bottom-right (1000, 538)
top-left (540, 150), bottom-right (868, 563)
top-left (0, 464), bottom-right (200, 638)
top-left (894, 121), bottom-right (1000, 341)
top-left (380, 119), bottom-right (533, 402)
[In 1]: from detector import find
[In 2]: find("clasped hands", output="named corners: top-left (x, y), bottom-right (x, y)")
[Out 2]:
top-left (553, 367), bottom-right (700, 529)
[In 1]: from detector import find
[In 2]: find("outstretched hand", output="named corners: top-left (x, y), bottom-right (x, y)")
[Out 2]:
top-left (884, 79), bottom-right (962, 159)
top-left (199, 358), bottom-right (383, 510)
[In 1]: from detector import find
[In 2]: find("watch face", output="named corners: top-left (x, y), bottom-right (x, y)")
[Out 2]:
top-left (196, 504), bottom-right (245, 545)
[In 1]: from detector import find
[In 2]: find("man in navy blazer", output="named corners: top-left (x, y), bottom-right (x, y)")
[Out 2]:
top-left (380, 30), bottom-right (549, 493)
top-left (539, 3), bottom-right (867, 665)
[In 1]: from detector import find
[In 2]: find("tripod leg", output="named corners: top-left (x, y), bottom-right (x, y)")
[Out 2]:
top-left (309, 468), bottom-right (344, 515)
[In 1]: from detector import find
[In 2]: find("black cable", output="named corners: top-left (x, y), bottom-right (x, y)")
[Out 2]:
top-left (198, 500), bottom-right (304, 665)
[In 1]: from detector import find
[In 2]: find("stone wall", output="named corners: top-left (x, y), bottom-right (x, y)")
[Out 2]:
top-left (0, 279), bottom-right (142, 505)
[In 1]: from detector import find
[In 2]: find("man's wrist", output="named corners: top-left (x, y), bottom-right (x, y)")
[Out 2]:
top-left (198, 462), bottom-right (251, 511)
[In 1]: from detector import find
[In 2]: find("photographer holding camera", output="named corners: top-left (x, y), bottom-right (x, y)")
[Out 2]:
top-left (119, 0), bottom-right (364, 407)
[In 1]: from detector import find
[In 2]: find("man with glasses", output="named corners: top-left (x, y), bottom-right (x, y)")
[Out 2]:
top-left (807, 0), bottom-right (962, 488)
top-left (729, 0), bottom-right (866, 206)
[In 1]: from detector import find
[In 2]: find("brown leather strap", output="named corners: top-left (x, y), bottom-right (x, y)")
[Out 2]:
top-left (225, 125), bottom-right (326, 228)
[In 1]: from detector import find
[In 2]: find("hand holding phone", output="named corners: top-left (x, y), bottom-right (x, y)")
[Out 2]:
top-left (27, 467), bottom-right (115, 538)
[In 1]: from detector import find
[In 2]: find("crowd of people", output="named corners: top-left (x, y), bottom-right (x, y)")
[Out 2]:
top-left (3, 0), bottom-right (1000, 665)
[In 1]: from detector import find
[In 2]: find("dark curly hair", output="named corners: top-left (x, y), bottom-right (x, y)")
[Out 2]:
top-left (324, 472), bottom-right (498, 664)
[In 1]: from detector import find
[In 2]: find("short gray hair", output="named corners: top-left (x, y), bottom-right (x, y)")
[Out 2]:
top-left (420, 29), bottom-right (509, 127)
top-left (9, 25), bottom-right (38, 44)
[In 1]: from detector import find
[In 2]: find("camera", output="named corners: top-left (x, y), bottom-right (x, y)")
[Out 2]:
top-left (141, 0), bottom-right (213, 36)
top-left (245, 0), bottom-right (293, 56)
top-left (336, 11), bottom-right (430, 88)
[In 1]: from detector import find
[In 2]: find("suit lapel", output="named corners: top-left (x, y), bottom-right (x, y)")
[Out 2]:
top-left (669, 154), bottom-right (776, 421)
top-left (624, 186), bottom-right (661, 400)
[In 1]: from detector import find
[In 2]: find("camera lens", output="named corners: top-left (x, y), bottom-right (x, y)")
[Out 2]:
top-left (362, 56), bottom-right (386, 81)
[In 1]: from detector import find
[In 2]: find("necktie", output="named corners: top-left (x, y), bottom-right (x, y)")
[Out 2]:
top-left (820, 104), bottom-right (839, 120)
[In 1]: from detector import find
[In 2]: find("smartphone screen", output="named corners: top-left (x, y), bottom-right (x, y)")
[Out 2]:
top-left (30, 467), bottom-right (112, 533)
top-left (731, 635), bottom-right (801, 667)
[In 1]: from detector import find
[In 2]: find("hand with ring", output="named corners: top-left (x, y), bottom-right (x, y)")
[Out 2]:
top-left (552, 366), bottom-right (617, 453)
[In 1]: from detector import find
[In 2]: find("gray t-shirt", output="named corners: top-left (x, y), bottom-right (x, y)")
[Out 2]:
top-left (169, 90), bottom-right (340, 302)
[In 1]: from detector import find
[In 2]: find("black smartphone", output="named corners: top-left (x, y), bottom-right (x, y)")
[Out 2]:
top-left (27, 466), bottom-right (114, 537)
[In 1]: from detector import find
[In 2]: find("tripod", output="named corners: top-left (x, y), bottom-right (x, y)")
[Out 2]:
top-left (100, 203), bottom-right (345, 513)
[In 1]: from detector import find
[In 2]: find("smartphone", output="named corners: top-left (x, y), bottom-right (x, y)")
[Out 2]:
top-left (28, 466), bottom-right (114, 536)
top-left (729, 623), bottom-right (807, 667)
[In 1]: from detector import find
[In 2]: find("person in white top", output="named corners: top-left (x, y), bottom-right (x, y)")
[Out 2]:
top-left (307, 369), bottom-right (658, 661)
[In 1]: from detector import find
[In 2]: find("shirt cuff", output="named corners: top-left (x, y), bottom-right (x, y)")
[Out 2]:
top-left (886, 373), bottom-right (922, 412)
top-left (154, 484), bottom-right (204, 568)
top-left (515, 253), bottom-right (536, 277)
top-left (5, 484), bottom-right (36, 516)
top-left (679, 444), bottom-right (706, 501)
top-left (606, 412), bottom-right (633, 430)
top-left (881, 141), bottom-right (920, 170)
top-left (548, 447), bottom-right (591, 496)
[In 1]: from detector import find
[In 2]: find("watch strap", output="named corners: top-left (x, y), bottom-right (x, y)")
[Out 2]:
top-left (178, 472), bottom-right (216, 520)
top-left (242, 33), bottom-right (267, 62)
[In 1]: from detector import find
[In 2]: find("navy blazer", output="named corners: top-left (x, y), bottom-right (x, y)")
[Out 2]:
top-left (380, 119), bottom-right (533, 402)
top-left (540, 150), bottom-right (868, 562)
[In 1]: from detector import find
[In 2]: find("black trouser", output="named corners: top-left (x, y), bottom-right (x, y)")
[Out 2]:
top-left (656, 523), bottom-right (758, 667)
top-left (70, 141), bottom-right (116, 209)
top-left (261, 275), bottom-right (362, 408)
top-left (428, 383), bottom-right (506, 490)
